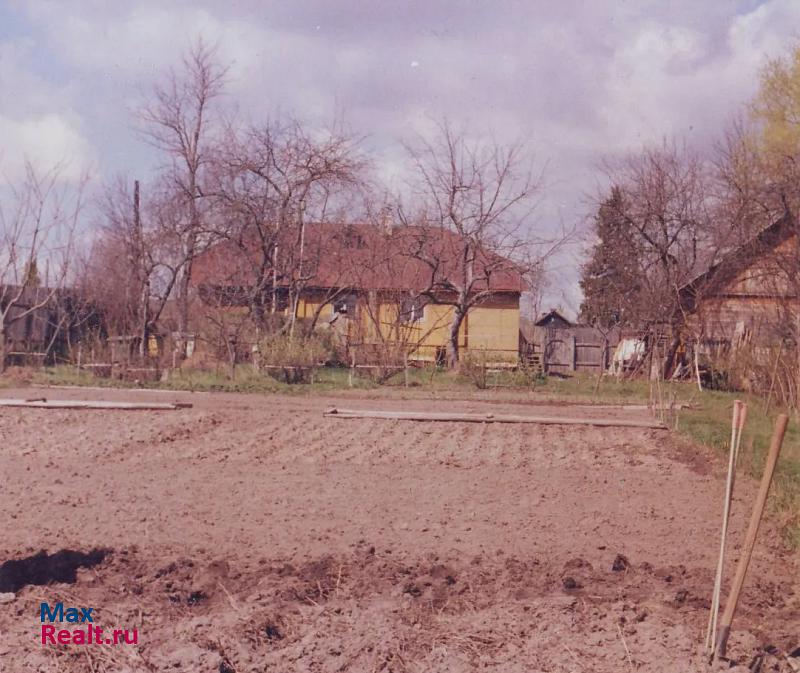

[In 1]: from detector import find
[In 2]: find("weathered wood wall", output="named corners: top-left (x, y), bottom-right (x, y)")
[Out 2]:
top-left (529, 325), bottom-right (620, 374)
top-left (688, 235), bottom-right (799, 345)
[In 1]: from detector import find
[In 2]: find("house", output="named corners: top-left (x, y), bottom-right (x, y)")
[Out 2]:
top-left (0, 285), bottom-right (100, 366)
top-left (679, 214), bottom-right (798, 349)
top-left (191, 223), bottom-right (525, 364)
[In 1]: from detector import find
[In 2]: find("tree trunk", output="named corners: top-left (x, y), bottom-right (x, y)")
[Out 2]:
top-left (663, 333), bottom-right (681, 380)
top-left (289, 216), bottom-right (306, 338)
top-left (0, 325), bottom-right (6, 374)
top-left (175, 254), bottom-right (194, 358)
top-left (139, 305), bottom-right (149, 362)
top-left (134, 180), bottom-right (149, 363)
top-left (271, 244), bottom-right (279, 315)
top-left (795, 310), bottom-right (800, 411)
top-left (228, 341), bottom-right (236, 381)
top-left (177, 262), bottom-right (192, 332)
top-left (447, 309), bottom-right (465, 370)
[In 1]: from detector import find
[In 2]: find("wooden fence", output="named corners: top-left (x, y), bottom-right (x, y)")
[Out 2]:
top-left (529, 326), bottom-right (620, 375)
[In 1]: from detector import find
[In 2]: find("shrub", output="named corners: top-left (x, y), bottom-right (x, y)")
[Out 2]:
top-left (459, 351), bottom-right (489, 389)
top-left (511, 359), bottom-right (545, 388)
top-left (351, 342), bottom-right (409, 384)
top-left (258, 334), bottom-right (332, 384)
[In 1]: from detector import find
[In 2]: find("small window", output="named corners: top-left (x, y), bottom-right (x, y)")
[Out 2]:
top-left (335, 293), bottom-right (358, 317)
top-left (400, 295), bottom-right (426, 323)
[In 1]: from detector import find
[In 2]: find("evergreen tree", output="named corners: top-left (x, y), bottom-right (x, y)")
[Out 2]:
top-left (579, 187), bottom-right (642, 328)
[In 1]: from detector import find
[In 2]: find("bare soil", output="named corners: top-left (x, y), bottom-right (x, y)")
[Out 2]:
top-left (0, 386), bottom-right (797, 672)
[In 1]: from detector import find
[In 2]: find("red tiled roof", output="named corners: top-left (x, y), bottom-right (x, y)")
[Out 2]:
top-left (192, 223), bottom-right (524, 294)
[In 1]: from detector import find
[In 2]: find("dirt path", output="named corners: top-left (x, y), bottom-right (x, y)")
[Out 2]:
top-left (0, 387), bottom-right (797, 672)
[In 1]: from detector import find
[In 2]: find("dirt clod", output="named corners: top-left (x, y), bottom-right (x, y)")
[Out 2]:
top-left (612, 553), bottom-right (630, 572)
top-left (186, 590), bottom-right (207, 605)
top-left (562, 576), bottom-right (581, 590)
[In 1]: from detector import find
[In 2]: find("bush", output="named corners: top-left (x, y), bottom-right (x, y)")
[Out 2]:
top-left (258, 334), bottom-right (332, 384)
top-left (459, 351), bottom-right (489, 389)
top-left (350, 343), bottom-right (409, 384)
top-left (510, 360), bottom-right (545, 388)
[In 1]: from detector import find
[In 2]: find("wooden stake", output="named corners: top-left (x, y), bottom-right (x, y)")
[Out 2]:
top-left (715, 413), bottom-right (789, 660)
top-left (765, 342), bottom-right (783, 416)
top-left (324, 407), bottom-right (667, 429)
top-left (694, 343), bottom-right (703, 392)
top-left (734, 403), bottom-right (748, 467)
top-left (706, 400), bottom-right (741, 653)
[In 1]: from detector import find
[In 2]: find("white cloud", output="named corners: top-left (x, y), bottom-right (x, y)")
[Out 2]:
top-left (0, 37), bottom-right (93, 181)
top-left (0, 113), bottom-right (93, 182)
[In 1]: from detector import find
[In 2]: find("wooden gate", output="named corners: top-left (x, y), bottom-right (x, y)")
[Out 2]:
top-left (535, 326), bottom-right (616, 375)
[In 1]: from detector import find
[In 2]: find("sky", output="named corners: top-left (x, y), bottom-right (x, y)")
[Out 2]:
top-left (2, 0), bottom-right (800, 315)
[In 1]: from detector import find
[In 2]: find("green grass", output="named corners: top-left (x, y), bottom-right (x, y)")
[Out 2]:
top-left (519, 373), bottom-right (654, 403)
top-left (25, 364), bottom-right (379, 394)
top-left (676, 387), bottom-right (800, 549)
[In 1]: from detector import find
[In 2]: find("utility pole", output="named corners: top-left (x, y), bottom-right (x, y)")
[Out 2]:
top-left (134, 180), bottom-right (149, 361)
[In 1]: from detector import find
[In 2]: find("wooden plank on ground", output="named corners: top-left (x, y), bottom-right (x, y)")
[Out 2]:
top-left (618, 403), bottom-right (695, 411)
top-left (0, 398), bottom-right (191, 410)
top-left (31, 384), bottom-right (208, 395)
top-left (323, 407), bottom-right (666, 429)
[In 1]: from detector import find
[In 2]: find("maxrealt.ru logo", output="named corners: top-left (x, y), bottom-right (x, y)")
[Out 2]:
top-left (40, 602), bottom-right (138, 646)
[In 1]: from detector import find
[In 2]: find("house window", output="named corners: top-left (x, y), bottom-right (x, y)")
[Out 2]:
top-left (400, 295), bottom-right (426, 323)
top-left (335, 293), bottom-right (358, 317)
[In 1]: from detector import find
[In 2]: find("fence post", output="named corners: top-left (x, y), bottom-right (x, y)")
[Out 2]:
top-left (541, 339), bottom-right (548, 375)
top-left (76, 344), bottom-right (82, 375)
top-left (570, 335), bottom-right (577, 372)
top-left (602, 339), bottom-right (608, 371)
top-left (404, 353), bottom-right (409, 388)
top-left (348, 351), bottom-right (355, 388)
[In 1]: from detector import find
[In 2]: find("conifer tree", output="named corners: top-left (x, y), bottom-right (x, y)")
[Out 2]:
top-left (579, 187), bottom-right (641, 328)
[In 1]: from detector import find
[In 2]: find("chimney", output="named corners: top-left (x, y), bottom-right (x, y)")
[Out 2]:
top-left (380, 204), bottom-right (393, 233)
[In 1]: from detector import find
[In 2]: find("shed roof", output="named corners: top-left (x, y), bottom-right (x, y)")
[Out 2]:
top-left (534, 309), bottom-right (573, 327)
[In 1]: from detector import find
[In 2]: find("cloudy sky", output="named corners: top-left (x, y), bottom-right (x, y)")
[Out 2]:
top-left (2, 0), bottom-right (800, 313)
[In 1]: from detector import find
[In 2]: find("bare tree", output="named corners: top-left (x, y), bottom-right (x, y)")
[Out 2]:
top-left (139, 39), bottom-right (227, 355)
top-left (0, 163), bottom-right (85, 371)
top-left (598, 141), bottom-right (716, 326)
top-left (712, 117), bottom-right (777, 247)
top-left (89, 179), bottom-right (181, 360)
top-left (398, 121), bottom-right (551, 369)
top-left (210, 118), bottom-right (365, 335)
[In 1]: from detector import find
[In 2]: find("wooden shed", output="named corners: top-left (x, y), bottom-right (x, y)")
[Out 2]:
top-left (0, 285), bottom-right (100, 366)
top-left (679, 214), bottom-right (798, 349)
top-left (521, 310), bottom-right (619, 375)
top-left (534, 309), bottom-right (573, 329)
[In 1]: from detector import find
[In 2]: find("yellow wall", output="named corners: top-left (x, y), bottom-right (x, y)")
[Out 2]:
top-left (466, 302), bottom-right (520, 357)
top-left (295, 290), bottom-right (520, 364)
